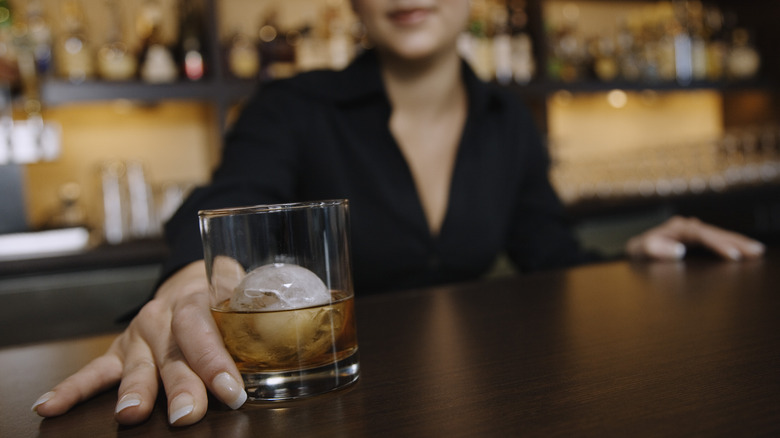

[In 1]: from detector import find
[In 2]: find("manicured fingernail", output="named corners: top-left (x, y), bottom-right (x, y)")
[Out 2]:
top-left (747, 242), bottom-right (765, 256)
top-left (115, 393), bottom-right (142, 414)
top-left (212, 372), bottom-right (247, 410)
top-left (168, 393), bottom-right (195, 425)
top-left (31, 391), bottom-right (55, 412)
top-left (672, 243), bottom-right (686, 260)
top-left (726, 247), bottom-right (741, 261)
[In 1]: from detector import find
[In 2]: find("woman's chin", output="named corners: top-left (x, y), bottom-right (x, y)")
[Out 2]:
top-left (381, 40), bottom-right (450, 62)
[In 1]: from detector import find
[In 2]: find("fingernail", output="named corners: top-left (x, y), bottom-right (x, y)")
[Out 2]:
top-left (672, 243), bottom-right (686, 260)
top-left (115, 393), bottom-right (142, 414)
top-left (726, 247), bottom-right (741, 261)
top-left (31, 391), bottom-right (55, 413)
top-left (212, 372), bottom-right (247, 410)
top-left (747, 242), bottom-right (765, 256)
top-left (168, 393), bottom-right (195, 425)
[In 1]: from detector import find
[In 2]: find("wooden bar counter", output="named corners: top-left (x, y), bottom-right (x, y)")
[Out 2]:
top-left (2, 249), bottom-right (779, 437)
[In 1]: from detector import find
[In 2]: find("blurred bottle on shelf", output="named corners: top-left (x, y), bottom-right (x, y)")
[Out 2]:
top-left (726, 27), bottom-right (760, 80)
top-left (491, 4), bottom-right (512, 84)
top-left (125, 160), bottom-right (156, 239)
top-left (97, 0), bottom-right (137, 81)
top-left (99, 160), bottom-right (130, 245)
top-left (672, 1), bottom-right (694, 85)
top-left (508, 0), bottom-right (535, 84)
top-left (98, 159), bottom-right (166, 244)
top-left (459, 0), bottom-right (494, 81)
top-left (56, 0), bottom-right (95, 83)
top-left (24, 0), bottom-right (52, 77)
top-left (686, 1), bottom-right (708, 81)
top-left (294, 23), bottom-right (328, 72)
top-left (296, 4), bottom-right (360, 72)
top-left (50, 182), bottom-right (86, 229)
top-left (136, 0), bottom-right (177, 83)
top-left (325, 5), bottom-right (353, 70)
top-left (542, 0), bottom-right (760, 85)
top-left (177, 0), bottom-right (206, 81)
top-left (703, 4), bottom-right (726, 81)
top-left (257, 9), bottom-right (296, 79)
top-left (588, 34), bottom-right (619, 82)
top-left (546, 2), bottom-right (583, 82)
top-left (226, 27), bottom-right (259, 79)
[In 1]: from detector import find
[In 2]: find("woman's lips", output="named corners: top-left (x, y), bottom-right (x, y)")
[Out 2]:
top-left (387, 8), bottom-right (432, 26)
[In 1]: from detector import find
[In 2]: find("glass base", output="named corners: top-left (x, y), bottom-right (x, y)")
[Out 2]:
top-left (242, 351), bottom-right (360, 402)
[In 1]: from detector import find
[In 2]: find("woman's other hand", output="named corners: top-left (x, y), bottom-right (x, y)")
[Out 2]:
top-left (626, 216), bottom-right (765, 261)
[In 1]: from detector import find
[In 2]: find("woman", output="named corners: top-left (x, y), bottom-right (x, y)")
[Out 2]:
top-left (33, 0), bottom-right (764, 426)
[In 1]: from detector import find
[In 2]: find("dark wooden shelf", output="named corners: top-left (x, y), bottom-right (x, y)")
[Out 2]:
top-left (40, 78), bottom-right (259, 106)
top-left (510, 78), bottom-right (776, 98)
top-left (0, 238), bottom-right (169, 279)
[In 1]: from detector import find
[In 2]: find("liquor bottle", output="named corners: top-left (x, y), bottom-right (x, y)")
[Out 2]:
top-left (97, 0), bottom-right (136, 81)
top-left (55, 0), bottom-right (95, 83)
top-left (24, 0), bottom-right (52, 77)
top-left (295, 23), bottom-right (327, 72)
top-left (615, 20), bottom-right (641, 82)
top-left (491, 4), bottom-right (512, 85)
top-left (655, 4), bottom-right (677, 82)
top-left (703, 5), bottom-right (725, 81)
top-left (177, 0), bottom-right (206, 81)
top-left (549, 23), bottom-right (580, 82)
top-left (258, 9), bottom-right (295, 79)
top-left (686, 1), bottom-right (708, 81)
top-left (672, 15), bottom-right (693, 85)
top-left (462, 0), bottom-right (493, 81)
top-left (0, 0), bottom-right (15, 66)
top-left (137, 0), bottom-right (177, 83)
top-left (227, 27), bottom-right (259, 79)
top-left (726, 28), bottom-right (760, 80)
top-left (591, 35), bottom-right (618, 82)
top-left (507, 0), bottom-right (534, 84)
top-left (326, 6), bottom-right (352, 70)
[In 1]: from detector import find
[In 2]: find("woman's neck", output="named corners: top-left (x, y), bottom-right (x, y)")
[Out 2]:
top-left (378, 49), bottom-right (465, 115)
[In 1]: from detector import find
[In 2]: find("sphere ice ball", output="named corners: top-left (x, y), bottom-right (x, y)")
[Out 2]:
top-left (230, 263), bottom-right (331, 311)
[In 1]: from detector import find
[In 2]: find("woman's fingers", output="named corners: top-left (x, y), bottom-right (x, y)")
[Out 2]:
top-left (143, 261), bottom-right (245, 426)
top-left (32, 260), bottom-right (245, 427)
top-left (627, 233), bottom-right (686, 261)
top-left (32, 342), bottom-right (124, 417)
top-left (157, 347), bottom-right (210, 426)
top-left (113, 328), bottom-right (160, 424)
top-left (683, 219), bottom-right (764, 260)
top-left (171, 288), bottom-right (247, 411)
top-left (132, 294), bottom-right (211, 426)
top-left (627, 216), bottom-right (765, 261)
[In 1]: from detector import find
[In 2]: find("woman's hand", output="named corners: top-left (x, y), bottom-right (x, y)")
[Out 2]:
top-left (31, 261), bottom-right (247, 426)
top-left (626, 216), bottom-right (765, 261)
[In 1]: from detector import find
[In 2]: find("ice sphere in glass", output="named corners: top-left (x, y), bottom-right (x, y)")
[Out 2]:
top-left (230, 263), bottom-right (330, 311)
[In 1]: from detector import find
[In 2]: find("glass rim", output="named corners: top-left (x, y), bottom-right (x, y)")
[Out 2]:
top-left (198, 199), bottom-right (349, 219)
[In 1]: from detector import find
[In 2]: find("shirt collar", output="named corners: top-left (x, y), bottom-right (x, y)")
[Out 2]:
top-left (290, 49), bottom-right (498, 113)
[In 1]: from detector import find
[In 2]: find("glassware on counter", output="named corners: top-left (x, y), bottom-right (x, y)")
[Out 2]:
top-left (550, 123), bottom-right (780, 205)
top-left (98, 159), bottom-right (193, 245)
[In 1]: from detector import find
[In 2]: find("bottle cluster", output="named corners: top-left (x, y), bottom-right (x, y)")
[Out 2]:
top-left (0, 0), bottom-right (208, 85)
top-left (458, 0), bottom-right (536, 85)
top-left (0, 0), bottom-right (765, 88)
top-left (223, 3), bottom-right (363, 81)
top-left (546, 1), bottom-right (761, 85)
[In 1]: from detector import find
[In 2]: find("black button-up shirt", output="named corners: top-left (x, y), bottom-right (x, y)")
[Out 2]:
top-left (162, 50), bottom-right (595, 295)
